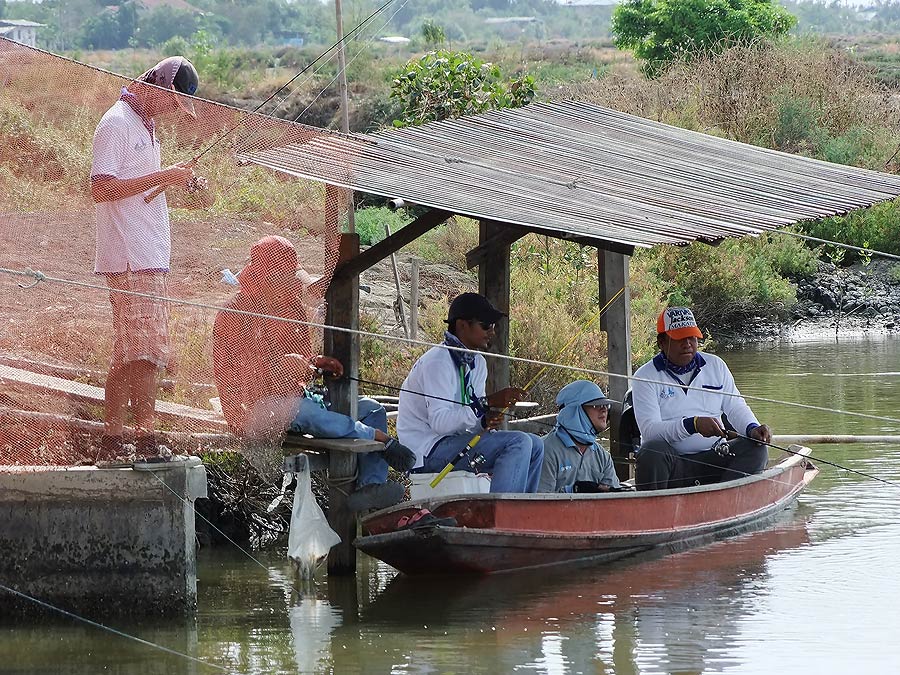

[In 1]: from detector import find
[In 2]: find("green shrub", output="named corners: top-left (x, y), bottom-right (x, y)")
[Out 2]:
top-left (802, 200), bottom-right (900, 259)
top-left (352, 207), bottom-right (411, 246)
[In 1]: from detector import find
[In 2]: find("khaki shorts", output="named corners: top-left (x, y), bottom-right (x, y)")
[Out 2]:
top-left (107, 270), bottom-right (171, 369)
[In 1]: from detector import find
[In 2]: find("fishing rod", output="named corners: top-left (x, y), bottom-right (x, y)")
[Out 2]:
top-left (727, 431), bottom-right (900, 490)
top-left (143, 0), bottom-right (400, 203)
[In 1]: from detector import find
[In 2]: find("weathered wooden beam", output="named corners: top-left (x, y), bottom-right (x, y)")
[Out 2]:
top-left (555, 232), bottom-right (635, 257)
top-left (465, 224), bottom-right (528, 269)
top-left (598, 249), bottom-right (633, 482)
top-left (335, 208), bottom-right (452, 278)
top-left (478, 220), bottom-right (512, 401)
top-left (325, 233), bottom-right (361, 575)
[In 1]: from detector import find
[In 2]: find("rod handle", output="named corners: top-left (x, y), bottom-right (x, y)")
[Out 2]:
top-left (429, 434), bottom-right (482, 488)
top-left (144, 185), bottom-right (165, 204)
top-left (429, 462), bottom-right (454, 489)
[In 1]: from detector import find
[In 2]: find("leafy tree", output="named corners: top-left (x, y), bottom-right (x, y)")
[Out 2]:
top-left (612, 0), bottom-right (796, 76)
top-left (421, 19), bottom-right (446, 47)
top-left (79, 2), bottom-right (137, 50)
top-left (390, 50), bottom-right (535, 127)
top-left (136, 6), bottom-right (200, 47)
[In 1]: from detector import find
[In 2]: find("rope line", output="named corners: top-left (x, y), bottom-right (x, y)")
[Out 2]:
top-left (5, 264), bottom-right (900, 427)
top-left (0, 582), bottom-right (232, 672)
top-left (777, 230), bottom-right (900, 262)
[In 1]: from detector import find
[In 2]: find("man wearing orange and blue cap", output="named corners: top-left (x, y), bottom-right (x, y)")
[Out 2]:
top-left (631, 307), bottom-right (771, 491)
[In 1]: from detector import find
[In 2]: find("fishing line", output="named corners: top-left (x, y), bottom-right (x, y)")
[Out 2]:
top-left (289, 0), bottom-right (415, 125)
top-left (147, 473), bottom-right (324, 599)
top-left (0, 582), bottom-right (232, 672)
top-left (186, 0), bottom-right (400, 164)
top-left (7, 264), bottom-right (900, 428)
top-left (729, 431), bottom-right (900, 490)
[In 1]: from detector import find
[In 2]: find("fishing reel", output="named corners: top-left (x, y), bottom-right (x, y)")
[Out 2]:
top-left (469, 452), bottom-right (486, 471)
top-left (711, 437), bottom-right (734, 457)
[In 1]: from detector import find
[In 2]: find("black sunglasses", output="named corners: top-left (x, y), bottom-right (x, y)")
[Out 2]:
top-left (468, 319), bottom-right (496, 331)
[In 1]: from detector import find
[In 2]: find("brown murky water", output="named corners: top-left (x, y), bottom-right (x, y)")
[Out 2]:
top-left (3, 336), bottom-right (900, 674)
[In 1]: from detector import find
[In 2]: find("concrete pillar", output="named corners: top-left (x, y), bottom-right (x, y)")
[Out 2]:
top-left (0, 459), bottom-right (207, 617)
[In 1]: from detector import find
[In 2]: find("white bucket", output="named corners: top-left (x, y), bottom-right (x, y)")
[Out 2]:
top-left (409, 471), bottom-right (491, 501)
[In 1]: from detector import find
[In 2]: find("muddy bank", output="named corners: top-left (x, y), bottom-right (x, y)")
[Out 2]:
top-left (712, 259), bottom-right (900, 345)
top-left (787, 259), bottom-right (900, 340)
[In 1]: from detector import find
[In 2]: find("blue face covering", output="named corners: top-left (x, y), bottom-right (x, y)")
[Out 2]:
top-left (555, 380), bottom-right (609, 445)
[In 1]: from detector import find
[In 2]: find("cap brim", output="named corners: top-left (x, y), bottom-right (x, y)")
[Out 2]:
top-left (479, 308), bottom-right (506, 323)
top-left (584, 398), bottom-right (611, 407)
top-left (171, 87), bottom-right (196, 118)
top-left (666, 326), bottom-right (703, 340)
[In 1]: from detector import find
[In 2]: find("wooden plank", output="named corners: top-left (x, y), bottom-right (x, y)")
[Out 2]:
top-left (478, 220), bottom-right (511, 406)
top-left (282, 436), bottom-right (383, 453)
top-left (325, 233), bottom-right (362, 575)
top-left (598, 250), bottom-right (632, 482)
top-left (0, 364), bottom-right (227, 432)
top-left (335, 208), bottom-right (451, 278)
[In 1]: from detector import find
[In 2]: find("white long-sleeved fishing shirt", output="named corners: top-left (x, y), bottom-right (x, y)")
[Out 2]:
top-left (632, 352), bottom-right (759, 455)
top-left (397, 345), bottom-right (486, 468)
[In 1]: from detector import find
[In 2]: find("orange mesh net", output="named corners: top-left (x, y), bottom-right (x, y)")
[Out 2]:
top-left (0, 39), bottom-right (348, 470)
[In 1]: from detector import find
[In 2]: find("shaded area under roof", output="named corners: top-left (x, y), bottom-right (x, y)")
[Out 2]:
top-left (240, 100), bottom-right (900, 250)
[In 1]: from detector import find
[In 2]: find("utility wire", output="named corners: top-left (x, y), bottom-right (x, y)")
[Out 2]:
top-left (0, 582), bottom-right (233, 673)
top-left (6, 264), bottom-right (900, 427)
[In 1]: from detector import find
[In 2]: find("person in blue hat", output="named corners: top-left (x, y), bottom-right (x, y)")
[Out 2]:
top-left (538, 380), bottom-right (622, 493)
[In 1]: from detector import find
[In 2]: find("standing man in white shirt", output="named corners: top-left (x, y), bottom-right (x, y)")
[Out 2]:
top-left (91, 56), bottom-right (210, 461)
top-left (631, 307), bottom-right (772, 490)
top-left (397, 293), bottom-right (544, 493)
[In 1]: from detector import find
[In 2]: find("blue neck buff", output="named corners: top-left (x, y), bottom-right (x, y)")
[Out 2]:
top-left (666, 353), bottom-right (700, 375)
top-left (443, 331), bottom-right (476, 369)
top-left (556, 403), bottom-right (598, 446)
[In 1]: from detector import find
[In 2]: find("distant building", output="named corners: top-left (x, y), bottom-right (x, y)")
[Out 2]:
top-left (0, 19), bottom-right (45, 48)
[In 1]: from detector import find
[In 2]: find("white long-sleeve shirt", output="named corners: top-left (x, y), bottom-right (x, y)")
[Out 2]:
top-left (632, 352), bottom-right (759, 455)
top-left (397, 345), bottom-right (487, 468)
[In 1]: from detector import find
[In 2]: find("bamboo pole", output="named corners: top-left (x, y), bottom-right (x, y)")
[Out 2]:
top-left (385, 223), bottom-right (408, 338)
top-left (773, 435), bottom-right (900, 444)
top-left (409, 258), bottom-right (419, 341)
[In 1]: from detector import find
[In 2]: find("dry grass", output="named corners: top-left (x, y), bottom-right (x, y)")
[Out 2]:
top-left (564, 40), bottom-right (900, 150)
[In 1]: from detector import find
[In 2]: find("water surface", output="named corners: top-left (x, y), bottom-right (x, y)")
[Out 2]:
top-left (3, 337), bottom-right (900, 674)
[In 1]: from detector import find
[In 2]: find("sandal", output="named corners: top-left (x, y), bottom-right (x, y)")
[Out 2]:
top-left (396, 508), bottom-right (457, 530)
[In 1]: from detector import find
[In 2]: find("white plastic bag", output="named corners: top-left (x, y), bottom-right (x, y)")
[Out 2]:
top-left (287, 463), bottom-right (341, 578)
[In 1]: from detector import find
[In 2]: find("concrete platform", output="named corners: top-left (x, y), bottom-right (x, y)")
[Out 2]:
top-left (0, 459), bottom-right (207, 617)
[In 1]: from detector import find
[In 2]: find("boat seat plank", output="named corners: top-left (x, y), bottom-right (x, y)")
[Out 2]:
top-left (0, 364), bottom-right (227, 431)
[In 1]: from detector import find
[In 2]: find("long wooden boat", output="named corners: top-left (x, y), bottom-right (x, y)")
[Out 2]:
top-left (355, 446), bottom-right (818, 575)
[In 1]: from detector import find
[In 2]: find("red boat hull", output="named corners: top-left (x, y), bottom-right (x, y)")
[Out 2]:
top-left (355, 448), bottom-right (818, 575)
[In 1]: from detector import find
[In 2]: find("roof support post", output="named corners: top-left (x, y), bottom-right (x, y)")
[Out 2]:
top-left (325, 233), bottom-right (360, 575)
top-left (598, 249), bottom-right (632, 482)
top-left (478, 220), bottom-right (512, 405)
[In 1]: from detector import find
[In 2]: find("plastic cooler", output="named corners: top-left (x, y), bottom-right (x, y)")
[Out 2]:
top-left (409, 472), bottom-right (491, 500)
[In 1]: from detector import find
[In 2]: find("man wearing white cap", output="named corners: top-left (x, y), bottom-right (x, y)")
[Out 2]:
top-left (91, 56), bottom-right (211, 461)
top-left (631, 307), bottom-right (771, 491)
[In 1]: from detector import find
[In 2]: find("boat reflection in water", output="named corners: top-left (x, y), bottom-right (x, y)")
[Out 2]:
top-left (283, 511), bottom-right (811, 674)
